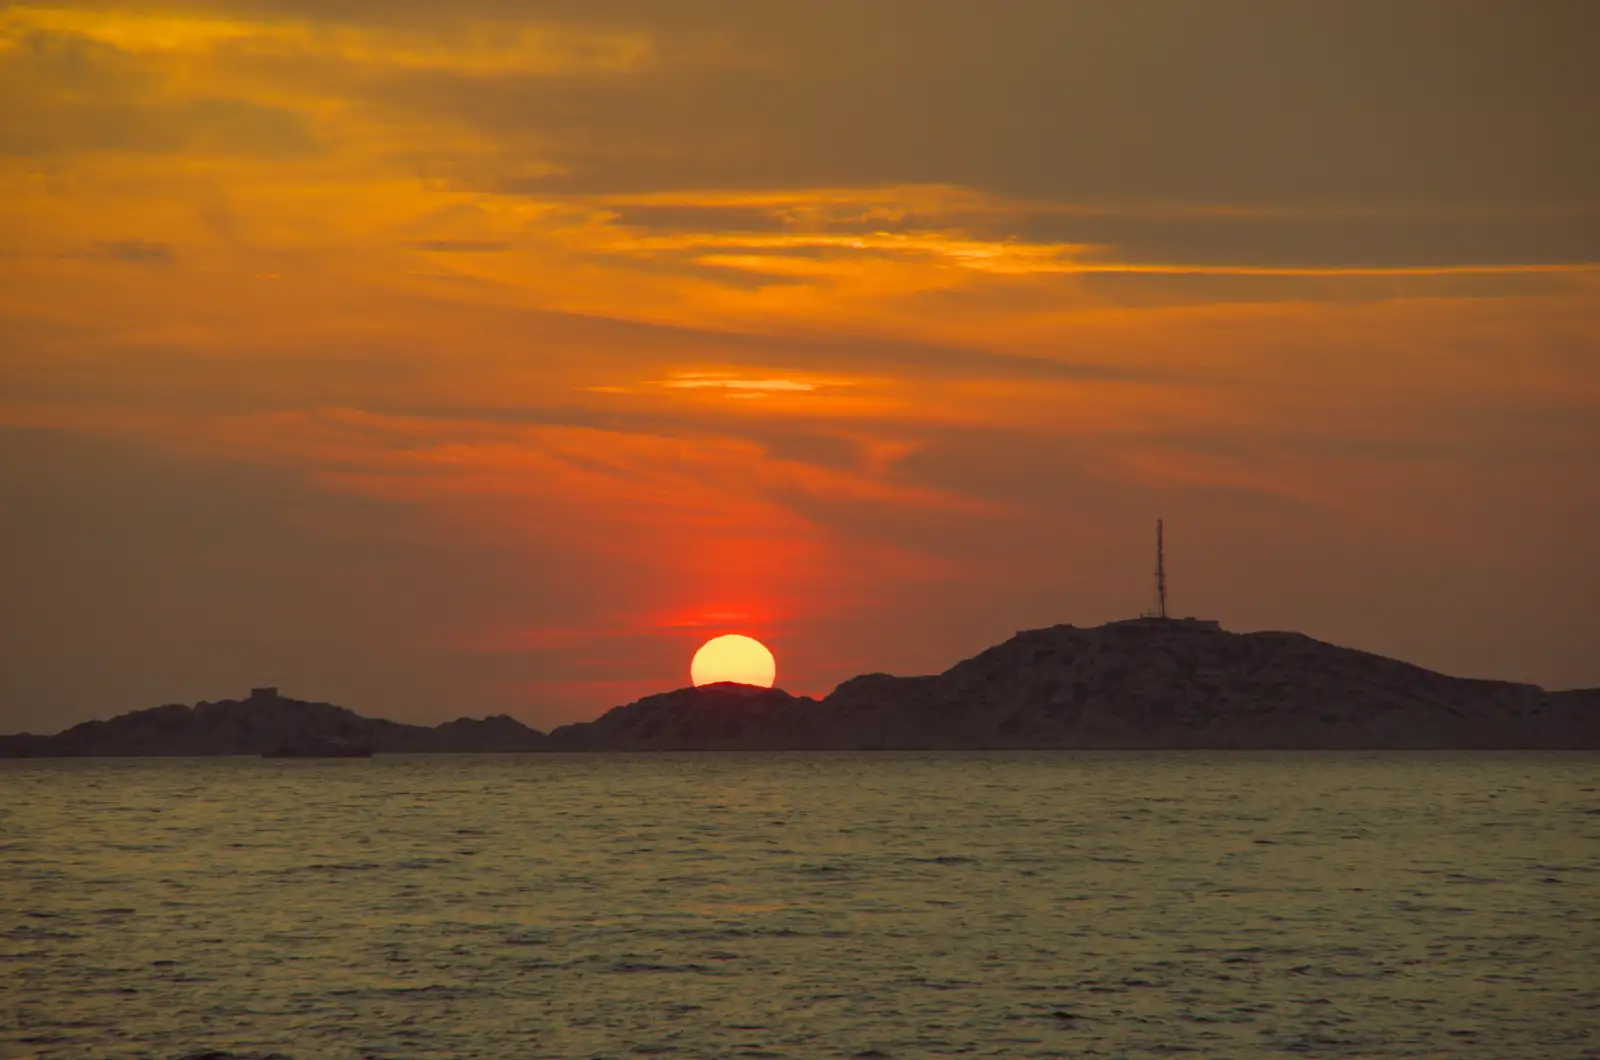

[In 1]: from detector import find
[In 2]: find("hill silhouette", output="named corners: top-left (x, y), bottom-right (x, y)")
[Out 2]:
top-left (0, 688), bottom-right (546, 757)
top-left (547, 619), bottom-right (1597, 750)
top-left (547, 682), bottom-right (819, 750)
top-left (3, 621), bottom-right (1595, 755)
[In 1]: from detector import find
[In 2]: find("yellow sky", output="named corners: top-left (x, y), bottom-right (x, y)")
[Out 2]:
top-left (2, 1), bottom-right (1597, 729)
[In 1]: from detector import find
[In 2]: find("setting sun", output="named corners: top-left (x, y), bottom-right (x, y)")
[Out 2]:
top-left (690, 634), bottom-right (777, 688)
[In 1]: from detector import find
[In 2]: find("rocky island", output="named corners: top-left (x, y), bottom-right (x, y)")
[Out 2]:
top-left (545, 618), bottom-right (1598, 750)
top-left (3, 620), bottom-right (1596, 755)
top-left (0, 686), bottom-right (547, 757)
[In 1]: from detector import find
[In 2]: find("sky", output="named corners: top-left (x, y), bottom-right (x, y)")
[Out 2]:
top-left (2, 0), bottom-right (1597, 733)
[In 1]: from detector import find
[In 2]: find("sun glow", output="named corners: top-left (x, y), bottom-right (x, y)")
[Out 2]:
top-left (690, 634), bottom-right (777, 688)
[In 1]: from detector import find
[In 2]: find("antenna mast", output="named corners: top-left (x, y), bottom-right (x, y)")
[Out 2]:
top-left (1154, 518), bottom-right (1167, 619)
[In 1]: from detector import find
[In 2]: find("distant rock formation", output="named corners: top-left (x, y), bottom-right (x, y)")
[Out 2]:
top-left (0, 688), bottom-right (547, 757)
top-left (547, 682), bottom-right (819, 750)
top-left (546, 619), bottom-right (1599, 750)
top-left (3, 620), bottom-right (1596, 755)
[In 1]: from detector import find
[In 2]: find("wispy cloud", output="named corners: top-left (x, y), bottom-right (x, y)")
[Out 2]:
top-left (62, 239), bottom-right (173, 263)
top-left (1, 5), bottom-right (659, 76)
top-left (653, 372), bottom-right (838, 396)
top-left (402, 239), bottom-right (512, 253)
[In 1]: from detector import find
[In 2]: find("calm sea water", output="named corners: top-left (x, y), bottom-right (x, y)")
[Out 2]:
top-left (1, 753), bottom-right (1596, 1060)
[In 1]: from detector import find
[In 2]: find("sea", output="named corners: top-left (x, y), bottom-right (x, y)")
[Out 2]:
top-left (2, 753), bottom-right (1596, 1060)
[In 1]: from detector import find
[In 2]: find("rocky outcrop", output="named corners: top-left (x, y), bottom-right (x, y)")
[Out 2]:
top-left (547, 683), bottom-right (820, 750)
top-left (0, 691), bottom-right (548, 757)
top-left (550, 619), bottom-right (1599, 750)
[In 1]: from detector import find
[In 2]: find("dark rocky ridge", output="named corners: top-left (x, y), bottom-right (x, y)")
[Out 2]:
top-left (547, 683), bottom-right (820, 751)
top-left (545, 619), bottom-right (1598, 750)
top-left (4, 620), bottom-right (1596, 755)
top-left (0, 690), bottom-right (546, 757)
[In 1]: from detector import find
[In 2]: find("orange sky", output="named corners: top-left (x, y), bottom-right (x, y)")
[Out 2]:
top-left (3, 1), bottom-right (1597, 730)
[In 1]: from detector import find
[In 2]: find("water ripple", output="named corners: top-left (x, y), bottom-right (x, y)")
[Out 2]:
top-left (0, 751), bottom-right (1595, 1058)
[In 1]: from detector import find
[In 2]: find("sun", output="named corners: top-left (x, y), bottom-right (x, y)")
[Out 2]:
top-left (691, 634), bottom-right (777, 688)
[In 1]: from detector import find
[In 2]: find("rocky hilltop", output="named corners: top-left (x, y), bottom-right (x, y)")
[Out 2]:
top-left (548, 683), bottom-right (821, 750)
top-left (547, 619), bottom-right (1598, 750)
top-left (0, 688), bottom-right (546, 757)
top-left (4, 621), bottom-right (1596, 755)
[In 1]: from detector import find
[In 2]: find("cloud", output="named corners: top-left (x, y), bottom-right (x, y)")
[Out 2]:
top-left (608, 203), bottom-right (789, 234)
top-left (401, 239), bottom-right (511, 252)
top-left (380, 2), bottom-right (1598, 209)
top-left (63, 238), bottom-right (173, 263)
top-left (1017, 208), bottom-right (1600, 272)
top-left (652, 372), bottom-right (831, 395)
top-left (0, 27), bottom-right (318, 157)
top-left (1, 4), bottom-right (658, 75)
top-left (15, 2), bottom-right (1597, 203)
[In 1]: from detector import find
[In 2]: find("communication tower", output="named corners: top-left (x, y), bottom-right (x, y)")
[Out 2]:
top-left (1139, 519), bottom-right (1169, 620)
top-left (1133, 519), bottom-right (1219, 628)
top-left (1154, 518), bottom-right (1167, 619)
